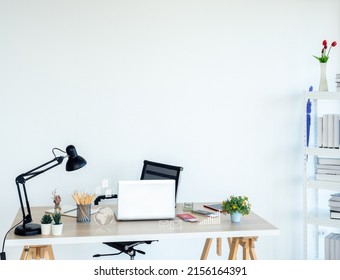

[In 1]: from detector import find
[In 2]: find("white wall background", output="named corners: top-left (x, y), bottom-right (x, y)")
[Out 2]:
top-left (0, 0), bottom-right (339, 260)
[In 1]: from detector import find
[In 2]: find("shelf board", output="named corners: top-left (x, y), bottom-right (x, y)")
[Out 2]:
top-left (306, 179), bottom-right (340, 191)
top-left (305, 147), bottom-right (340, 157)
top-left (307, 209), bottom-right (340, 228)
top-left (306, 92), bottom-right (340, 99)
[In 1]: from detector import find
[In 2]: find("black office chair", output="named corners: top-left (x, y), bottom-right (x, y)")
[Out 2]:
top-left (93, 160), bottom-right (183, 260)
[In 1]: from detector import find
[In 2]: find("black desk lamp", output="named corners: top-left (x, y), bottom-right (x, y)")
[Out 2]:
top-left (14, 145), bottom-right (87, 236)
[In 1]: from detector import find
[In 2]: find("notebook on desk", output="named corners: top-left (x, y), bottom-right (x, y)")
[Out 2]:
top-left (115, 179), bottom-right (176, 221)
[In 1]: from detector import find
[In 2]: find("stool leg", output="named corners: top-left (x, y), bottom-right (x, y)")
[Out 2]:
top-left (228, 238), bottom-right (240, 260)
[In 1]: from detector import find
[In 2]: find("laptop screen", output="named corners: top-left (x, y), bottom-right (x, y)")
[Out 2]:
top-left (115, 180), bottom-right (176, 221)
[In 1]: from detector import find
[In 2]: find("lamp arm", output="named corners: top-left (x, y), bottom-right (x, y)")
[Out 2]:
top-left (15, 156), bottom-right (65, 226)
top-left (16, 156), bottom-right (65, 183)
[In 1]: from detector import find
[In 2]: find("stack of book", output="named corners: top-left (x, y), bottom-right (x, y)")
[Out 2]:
top-left (336, 74), bottom-right (340, 92)
top-left (317, 114), bottom-right (340, 148)
top-left (316, 158), bottom-right (340, 181)
top-left (325, 233), bottom-right (340, 259)
top-left (329, 193), bottom-right (340, 219)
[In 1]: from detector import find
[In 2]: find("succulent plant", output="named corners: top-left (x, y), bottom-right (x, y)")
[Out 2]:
top-left (40, 214), bottom-right (52, 224)
top-left (52, 212), bottom-right (62, 225)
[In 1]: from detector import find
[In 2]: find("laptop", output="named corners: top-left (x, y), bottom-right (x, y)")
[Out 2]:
top-left (115, 179), bottom-right (176, 221)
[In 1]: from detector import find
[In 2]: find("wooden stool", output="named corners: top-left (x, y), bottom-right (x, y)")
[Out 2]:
top-left (228, 237), bottom-right (258, 260)
top-left (20, 245), bottom-right (55, 260)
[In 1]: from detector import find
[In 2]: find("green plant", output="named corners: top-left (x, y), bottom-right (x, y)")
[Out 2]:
top-left (52, 212), bottom-right (62, 225)
top-left (40, 214), bottom-right (52, 224)
top-left (221, 195), bottom-right (251, 215)
top-left (313, 40), bottom-right (337, 63)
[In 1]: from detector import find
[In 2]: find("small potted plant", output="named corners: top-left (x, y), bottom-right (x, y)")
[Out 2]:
top-left (51, 212), bottom-right (63, 235)
top-left (313, 39), bottom-right (337, 91)
top-left (40, 213), bottom-right (52, 235)
top-left (221, 195), bottom-right (251, 223)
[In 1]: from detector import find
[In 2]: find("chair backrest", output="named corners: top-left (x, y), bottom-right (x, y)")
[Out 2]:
top-left (140, 160), bottom-right (183, 200)
top-left (94, 160), bottom-right (183, 206)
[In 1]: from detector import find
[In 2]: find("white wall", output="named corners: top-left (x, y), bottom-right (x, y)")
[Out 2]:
top-left (0, 0), bottom-right (339, 260)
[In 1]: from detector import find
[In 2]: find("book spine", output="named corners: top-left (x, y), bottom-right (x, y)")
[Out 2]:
top-left (334, 114), bottom-right (340, 149)
top-left (330, 212), bottom-right (340, 219)
top-left (323, 114), bottom-right (329, 148)
top-left (318, 117), bottom-right (323, 147)
top-left (316, 173), bottom-right (340, 181)
top-left (330, 193), bottom-right (340, 201)
top-left (325, 233), bottom-right (331, 260)
top-left (317, 157), bottom-right (340, 165)
top-left (329, 201), bottom-right (340, 207)
top-left (317, 164), bottom-right (340, 170)
top-left (317, 169), bottom-right (340, 175)
top-left (328, 114), bottom-right (334, 148)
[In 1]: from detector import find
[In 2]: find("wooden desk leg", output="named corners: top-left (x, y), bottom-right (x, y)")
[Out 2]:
top-left (45, 245), bottom-right (55, 260)
top-left (241, 238), bottom-right (250, 260)
top-left (20, 245), bottom-right (55, 260)
top-left (216, 238), bottom-right (222, 256)
top-left (202, 237), bottom-right (258, 260)
top-left (200, 238), bottom-right (213, 260)
top-left (35, 246), bottom-right (42, 260)
top-left (228, 238), bottom-right (240, 260)
top-left (20, 246), bottom-right (29, 260)
top-left (249, 237), bottom-right (257, 260)
top-left (240, 237), bottom-right (258, 260)
top-left (227, 237), bottom-right (233, 247)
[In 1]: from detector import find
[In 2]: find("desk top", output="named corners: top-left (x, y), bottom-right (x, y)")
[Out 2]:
top-left (6, 203), bottom-right (279, 246)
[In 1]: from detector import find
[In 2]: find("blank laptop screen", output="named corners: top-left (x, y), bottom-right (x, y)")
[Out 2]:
top-left (115, 179), bottom-right (176, 221)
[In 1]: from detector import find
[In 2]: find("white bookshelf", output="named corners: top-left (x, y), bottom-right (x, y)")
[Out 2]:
top-left (304, 91), bottom-right (340, 259)
top-left (307, 209), bottom-right (340, 227)
top-left (306, 92), bottom-right (340, 100)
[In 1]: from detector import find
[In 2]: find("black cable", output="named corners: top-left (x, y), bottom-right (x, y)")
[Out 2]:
top-left (52, 147), bottom-right (65, 158)
top-left (1, 219), bottom-right (23, 260)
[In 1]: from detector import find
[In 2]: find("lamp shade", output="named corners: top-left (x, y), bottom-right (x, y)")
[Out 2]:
top-left (65, 145), bottom-right (87, 171)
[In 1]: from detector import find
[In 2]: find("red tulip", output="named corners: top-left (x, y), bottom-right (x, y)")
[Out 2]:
top-left (314, 39), bottom-right (336, 63)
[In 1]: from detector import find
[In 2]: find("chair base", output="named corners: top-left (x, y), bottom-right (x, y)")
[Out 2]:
top-left (94, 241), bottom-right (157, 260)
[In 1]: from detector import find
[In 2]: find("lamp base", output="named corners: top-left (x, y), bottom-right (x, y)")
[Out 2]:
top-left (14, 223), bottom-right (41, 236)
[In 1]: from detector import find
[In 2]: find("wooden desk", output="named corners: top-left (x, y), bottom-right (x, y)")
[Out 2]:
top-left (6, 203), bottom-right (279, 259)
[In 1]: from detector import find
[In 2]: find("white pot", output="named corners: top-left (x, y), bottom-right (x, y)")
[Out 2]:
top-left (41, 223), bottom-right (52, 235)
top-left (51, 223), bottom-right (63, 236)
